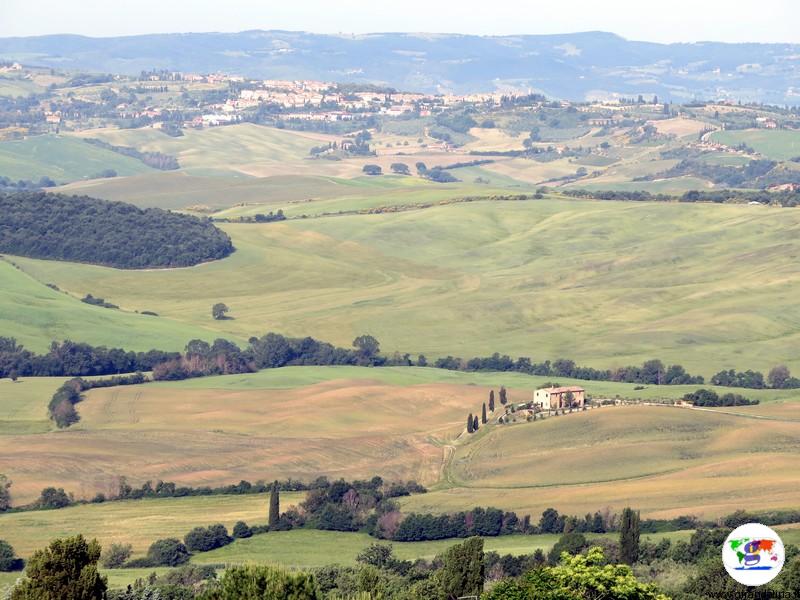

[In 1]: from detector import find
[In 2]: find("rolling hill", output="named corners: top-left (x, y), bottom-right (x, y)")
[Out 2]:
top-left (2, 31), bottom-right (800, 103)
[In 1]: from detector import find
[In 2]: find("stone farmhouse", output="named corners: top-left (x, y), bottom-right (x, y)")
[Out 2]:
top-left (533, 386), bottom-right (586, 410)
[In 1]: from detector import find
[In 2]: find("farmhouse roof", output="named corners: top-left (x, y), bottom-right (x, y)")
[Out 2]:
top-left (541, 386), bottom-right (585, 393)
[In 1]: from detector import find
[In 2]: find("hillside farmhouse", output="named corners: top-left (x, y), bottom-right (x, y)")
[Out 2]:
top-left (534, 386), bottom-right (586, 410)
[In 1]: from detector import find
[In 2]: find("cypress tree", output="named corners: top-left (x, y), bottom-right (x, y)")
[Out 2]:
top-left (488, 391), bottom-right (495, 412)
top-left (619, 507), bottom-right (640, 564)
top-left (481, 403), bottom-right (487, 424)
top-left (473, 415), bottom-right (479, 431)
top-left (268, 480), bottom-right (280, 527)
top-left (467, 414), bottom-right (474, 433)
top-left (499, 386), bottom-right (507, 405)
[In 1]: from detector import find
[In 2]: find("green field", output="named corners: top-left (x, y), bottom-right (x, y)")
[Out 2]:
top-left (10, 197), bottom-right (800, 374)
top-left (71, 124), bottom-right (326, 178)
top-left (0, 493), bottom-right (304, 557)
top-left (0, 135), bottom-right (153, 182)
top-left (710, 129), bottom-right (800, 161)
top-left (0, 259), bottom-right (222, 353)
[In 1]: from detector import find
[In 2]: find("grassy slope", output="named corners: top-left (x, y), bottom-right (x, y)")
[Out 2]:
top-left (0, 493), bottom-right (304, 557)
top-left (4, 365), bottom-right (800, 515)
top-left (710, 129), bottom-right (800, 161)
top-left (0, 260), bottom-right (223, 353)
top-left (0, 135), bottom-right (153, 182)
top-left (13, 197), bottom-right (800, 374)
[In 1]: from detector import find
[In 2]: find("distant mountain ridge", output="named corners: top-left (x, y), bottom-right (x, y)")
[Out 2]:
top-left (2, 30), bottom-right (800, 104)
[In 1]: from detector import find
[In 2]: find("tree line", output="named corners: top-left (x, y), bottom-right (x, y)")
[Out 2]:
top-left (0, 191), bottom-right (233, 268)
top-left (83, 138), bottom-right (180, 170)
top-left (561, 186), bottom-right (800, 207)
top-left (434, 354), bottom-right (704, 386)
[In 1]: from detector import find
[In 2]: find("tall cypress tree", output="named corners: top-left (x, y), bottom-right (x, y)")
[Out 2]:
top-left (499, 386), bottom-right (507, 405)
top-left (619, 507), bottom-right (640, 564)
top-left (268, 480), bottom-right (280, 527)
top-left (473, 415), bottom-right (479, 431)
top-left (488, 392), bottom-right (495, 412)
top-left (481, 402), bottom-right (487, 424)
top-left (467, 414), bottom-right (474, 433)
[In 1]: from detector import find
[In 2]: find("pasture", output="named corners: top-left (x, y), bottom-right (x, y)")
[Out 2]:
top-left (3, 365), bottom-right (800, 514)
top-left (0, 492), bottom-right (304, 557)
top-left (0, 259), bottom-right (221, 353)
top-left (710, 128), bottom-right (800, 161)
top-left (416, 405), bottom-right (800, 519)
top-left (12, 197), bottom-right (800, 374)
top-left (0, 135), bottom-right (152, 182)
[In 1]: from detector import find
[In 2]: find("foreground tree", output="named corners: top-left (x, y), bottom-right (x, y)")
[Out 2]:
top-left (483, 547), bottom-right (668, 600)
top-left (199, 564), bottom-right (321, 599)
top-left (212, 303), bottom-right (229, 320)
top-left (440, 537), bottom-right (484, 600)
top-left (269, 480), bottom-right (281, 527)
top-left (11, 535), bottom-right (106, 600)
top-left (619, 507), bottom-right (641, 565)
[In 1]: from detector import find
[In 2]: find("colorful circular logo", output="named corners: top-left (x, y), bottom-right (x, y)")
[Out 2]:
top-left (723, 523), bottom-right (785, 586)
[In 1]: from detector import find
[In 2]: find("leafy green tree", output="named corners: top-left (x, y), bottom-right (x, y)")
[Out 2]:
top-left (362, 164), bottom-right (382, 176)
top-left (390, 163), bottom-right (410, 175)
top-left (37, 486), bottom-right (71, 509)
top-left (100, 542), bottom-right (132, 568)
top-left (440, 537), bottom-right (484, 600)
top-left (352, 335), bottom-right (380, 361)
top-left (547, 532), bottom-right (588, 565)
top-left (0, 540), bottom-right (23, 572)
top-left (539, 508), bottom-right (563, 534)
top-left (483, 547), bottom-right (668, 599)
top-left (683, 556), bottom-right (761, 599)
top-left (232, 521), bottom-right (252, 539)
top-left (10, 535), bottom-right (106, 600)
top-left (199, 564), bottom-right (321, 599)
top-left (768, 364), bottom-right (792, 388)
top-left (146, 538), bottom-right (191, 567)
top-left (356, 543), bottom-right (394, 569)
top-left (620, 507), bottom-right (641, 564)
top-left (269, 480), bottom-right (281, 527)
top-left (212, 303), bottom-right (229, 320)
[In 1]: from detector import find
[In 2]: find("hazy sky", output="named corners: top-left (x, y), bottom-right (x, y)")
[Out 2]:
top-left (3, 0), bottom-right (798, 44)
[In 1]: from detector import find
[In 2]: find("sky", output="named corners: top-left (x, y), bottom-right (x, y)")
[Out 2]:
top-left (3, 0), bottom-right (799, 44)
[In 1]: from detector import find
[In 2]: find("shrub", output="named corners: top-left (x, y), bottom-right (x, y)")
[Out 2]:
top-left (146, 538), bottom-right (191, 566)
top-left (201, 564), bottom-right (321, 599)
top-left (37, 486), bottom-right (72, 509)
top-left (0, 540), bottom-right (23, 571)
top-left (101, 543), bottom-right (132, 568)
top-left (184, 524), bottom-right (232, 552)
top-left (232, 521), bottom-right (253, 539)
